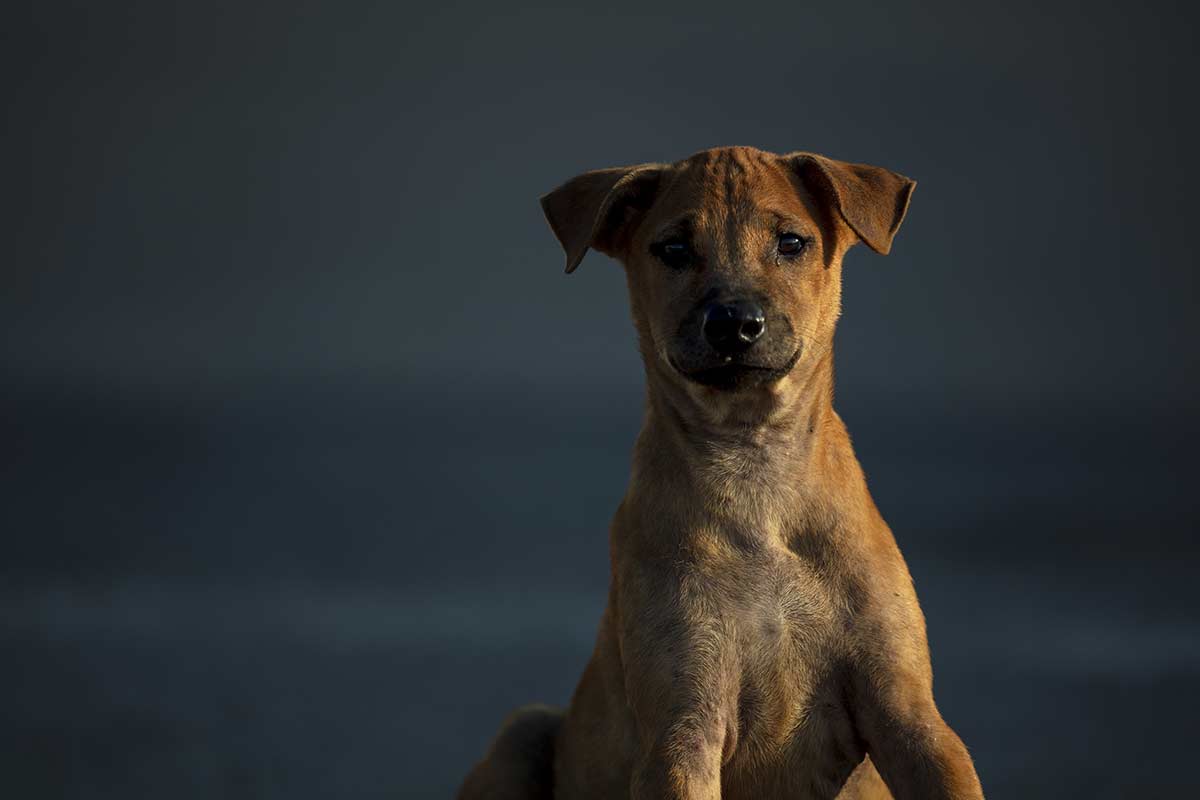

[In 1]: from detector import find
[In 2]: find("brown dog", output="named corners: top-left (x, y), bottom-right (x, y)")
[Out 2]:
top-left (458, 146), bottom-right (984, 799)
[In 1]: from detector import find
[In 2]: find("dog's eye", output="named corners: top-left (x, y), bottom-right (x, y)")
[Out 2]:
top-left (777, 233), bottom-right (806, 256)
top-left (654, 239), bottom-right (692, 268)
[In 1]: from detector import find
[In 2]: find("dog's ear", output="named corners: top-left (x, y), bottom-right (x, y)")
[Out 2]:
top-left (540, 164), bottom-right (665, 273)
top-left (783, 153), bottom-right (916, 255)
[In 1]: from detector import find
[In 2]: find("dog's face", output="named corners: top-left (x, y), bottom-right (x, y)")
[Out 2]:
top-left (542, 146), bottom-right (914, 397)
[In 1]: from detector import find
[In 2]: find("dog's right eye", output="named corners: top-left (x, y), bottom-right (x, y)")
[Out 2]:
top-left (653, 239), bottom-right (691, 268)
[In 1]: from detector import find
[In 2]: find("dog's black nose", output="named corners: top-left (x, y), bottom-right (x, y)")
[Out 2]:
top-left (702, 301), bottom-right (766, 353)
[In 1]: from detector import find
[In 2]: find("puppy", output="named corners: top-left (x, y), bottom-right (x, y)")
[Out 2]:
top-left (459, 146), bottom-right (983, 800)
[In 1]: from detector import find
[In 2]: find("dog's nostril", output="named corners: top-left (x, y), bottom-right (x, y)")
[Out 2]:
top-left (739, 317), bottom-right (764, 342)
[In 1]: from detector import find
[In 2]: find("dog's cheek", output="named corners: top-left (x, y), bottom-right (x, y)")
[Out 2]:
top-left (624, 269), bottom-right (672, 363)
top-left (789, 278), bottom-right (841, 357)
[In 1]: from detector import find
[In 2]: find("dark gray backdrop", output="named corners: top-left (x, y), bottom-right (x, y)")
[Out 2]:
top-left (4, 1), bottom-right (1198, 797)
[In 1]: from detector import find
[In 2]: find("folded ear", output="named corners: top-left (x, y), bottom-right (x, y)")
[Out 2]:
top-left (783, 153), bottom-right (916, 255)
top-left (540, 163), bottom-right (665, 273)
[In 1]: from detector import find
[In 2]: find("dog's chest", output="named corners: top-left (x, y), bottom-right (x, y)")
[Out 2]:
top-left (720, 551), bottom-right (862, 782)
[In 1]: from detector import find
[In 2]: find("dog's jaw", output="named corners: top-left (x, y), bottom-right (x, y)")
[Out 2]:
top-left (668, 346), bottom-right (803, 392)
top-left (645, 340), bottom-right (828, 445)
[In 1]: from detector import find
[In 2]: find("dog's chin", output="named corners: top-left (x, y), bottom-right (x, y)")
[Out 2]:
top-left (670, 349), bottom-right (802, 392)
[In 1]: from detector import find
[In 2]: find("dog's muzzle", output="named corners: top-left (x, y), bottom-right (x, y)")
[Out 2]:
top-left (666, 294), bottom-right (801, 391)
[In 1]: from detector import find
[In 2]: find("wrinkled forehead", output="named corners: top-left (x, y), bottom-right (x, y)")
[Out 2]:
top-left (646, 148), bottom-right (816, 240)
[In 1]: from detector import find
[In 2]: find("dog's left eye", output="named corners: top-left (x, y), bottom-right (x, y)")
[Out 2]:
top-left (654, 239), bottom-right (692, 268)
top-left (777, 233), bottom-right (806, 256)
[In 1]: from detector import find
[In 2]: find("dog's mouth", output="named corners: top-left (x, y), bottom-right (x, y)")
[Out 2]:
top-left (670, 348), bottom-right (802, 391)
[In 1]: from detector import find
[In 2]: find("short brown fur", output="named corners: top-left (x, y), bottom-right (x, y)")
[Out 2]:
top-left (458, 146), bottom-right (983, 800)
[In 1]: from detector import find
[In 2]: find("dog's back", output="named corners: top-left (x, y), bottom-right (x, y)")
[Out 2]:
top-left (458, 705), bottom-right (562, 800)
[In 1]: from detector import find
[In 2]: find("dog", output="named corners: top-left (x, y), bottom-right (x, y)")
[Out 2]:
top-left (458, 146), bottom-right (984, 799)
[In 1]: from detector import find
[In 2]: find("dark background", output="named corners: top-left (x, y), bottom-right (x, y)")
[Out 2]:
top-left (4, 1), bottom-right (1198, 797)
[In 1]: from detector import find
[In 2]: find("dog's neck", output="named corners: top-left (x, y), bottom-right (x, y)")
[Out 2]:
top-left (630, 349), bottom-right (867, 543)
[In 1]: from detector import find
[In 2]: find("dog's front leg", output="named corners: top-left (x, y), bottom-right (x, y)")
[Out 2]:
top-left (619, 572), bottom-right (733, 799)
top-left (854, 689), bottom-right (982, 800)
top-left (851, 638), bottom-right (983, 799)
top-left (630, 728), bottom-right (724, 800)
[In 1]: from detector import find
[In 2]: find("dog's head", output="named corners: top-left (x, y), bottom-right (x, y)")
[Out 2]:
top-left (541, 146), bottom-right (914, 398)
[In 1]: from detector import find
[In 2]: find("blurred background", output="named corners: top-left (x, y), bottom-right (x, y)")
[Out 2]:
top-left (4, 1), bottom-right (1198, 797)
